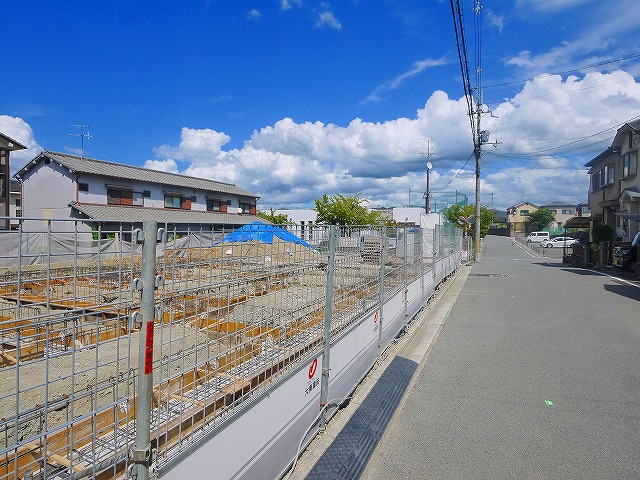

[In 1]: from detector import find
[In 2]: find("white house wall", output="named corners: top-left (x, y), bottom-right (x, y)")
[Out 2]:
top-left (76, 173), bottom-right (243, 211)
top-left (21, 160), bottom-right (77, 230)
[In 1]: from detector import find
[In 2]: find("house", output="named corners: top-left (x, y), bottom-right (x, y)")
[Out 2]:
top-left (506, 201), bottom-right (538, 236)
top-left (275, 209), bottom-right (318, 242)
top-left (586, 120), bottom-right (640, 242)
top-left (540, 201), bottom-right (586, 234)
top-left (0, 132), bottom-right (26, 230)
top-left (14, 151), bottom-right (262, 233)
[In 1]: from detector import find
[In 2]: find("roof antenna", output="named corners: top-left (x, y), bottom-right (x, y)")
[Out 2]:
top-left (69, 125), bottom-right (92, 159)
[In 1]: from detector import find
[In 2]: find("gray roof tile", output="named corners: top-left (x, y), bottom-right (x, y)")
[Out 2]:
top-left (19, 151), bottom-right (258, 198)
top-left (70, 202), bottom-right (264, 225)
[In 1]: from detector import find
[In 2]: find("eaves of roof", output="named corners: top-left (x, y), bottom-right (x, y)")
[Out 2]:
top-left (584, 147), bottom-right (619, 168)
top-left (611, 119), bottom-right (640, 148)
top-left (0, 132), bottom-right (27, 150)
top-left (16, 151), bottom-right (259, 199)
top-left (69, 202), bottom-right (264, 226)
top-left (564, 216), bottom-right (591, 229)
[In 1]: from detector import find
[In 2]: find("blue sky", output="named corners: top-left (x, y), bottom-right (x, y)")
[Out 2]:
top-left (3, 0), bottom-right (640, 212)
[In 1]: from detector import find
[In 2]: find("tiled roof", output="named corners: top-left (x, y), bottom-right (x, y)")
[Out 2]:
top-left (70, 202), bottom-right (264, 225)
top-left (18, 151), bottom-right (258, 198)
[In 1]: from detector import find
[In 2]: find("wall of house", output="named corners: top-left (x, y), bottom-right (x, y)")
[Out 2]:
top-left (507, 203), bottom-right (537, 235)
top-left (21, 160), bottom-right (76, 220)
top-left (75, 173), bottom-right (250, 212)
top-left (542, 205), bottom-right (576, 232)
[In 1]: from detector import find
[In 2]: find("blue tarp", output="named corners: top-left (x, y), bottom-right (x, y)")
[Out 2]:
top-left (216, 222), bottom-right (313, 248)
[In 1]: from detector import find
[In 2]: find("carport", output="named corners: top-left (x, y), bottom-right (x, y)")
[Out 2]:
top-left (563, 216), bottom-right (591, 266)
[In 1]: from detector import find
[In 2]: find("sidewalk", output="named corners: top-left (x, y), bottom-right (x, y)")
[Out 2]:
top-left (286, 235), bottom-right (640, 479)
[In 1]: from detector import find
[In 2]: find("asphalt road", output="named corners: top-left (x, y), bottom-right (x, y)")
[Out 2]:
top-left (360, 235), bottom-right (640, 479)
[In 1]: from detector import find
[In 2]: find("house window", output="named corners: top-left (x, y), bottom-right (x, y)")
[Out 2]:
top-left (78, 183), bottom-right (89, 192)
top-left (191, 195), bottom-right (197, 202)
top-left (107, 187), bottom-right (133, 205)
top-left (164, 195), bottom-right (191, 210)
top-left (15, 198), bottom-right (20, 207)
top-left (561, 209), bottom-right (575, 215)
top-left (15, 210), bottom-right (21, 217)
top-left (592, 165), bottom-right (615, 190)
top-left (132, 192), bottom-right (144, 206)
top-left (606, 164), bottom-right (615, 185)
top-left (206, 198), bottom-right (222, 211)
top-left (622, 152), bottom-right (637, 179)
top-left (239, 202), bottom-right (254, 214)
top-left (520, 210), bottom-right (529, 216)
top-left (142, 190), bottom-right (151, 198)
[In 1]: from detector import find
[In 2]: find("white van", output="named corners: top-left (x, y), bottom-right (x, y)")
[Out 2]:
top-left (526, 231), bottom-right (550, 243)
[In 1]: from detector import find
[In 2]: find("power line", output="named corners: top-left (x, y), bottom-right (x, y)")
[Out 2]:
top-left (483, 53), bottom-right (640, 90)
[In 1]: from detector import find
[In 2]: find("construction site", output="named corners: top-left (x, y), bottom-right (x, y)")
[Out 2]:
top-left (0, 220), bottom-right (455, 480)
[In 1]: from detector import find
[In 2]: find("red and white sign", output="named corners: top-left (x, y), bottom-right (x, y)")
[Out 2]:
top-left (308, 358), bottom-right (318, 379)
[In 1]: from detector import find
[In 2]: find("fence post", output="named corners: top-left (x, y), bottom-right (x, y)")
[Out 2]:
top-left (320, 225), bottom-right (337, 431)
top-left (132, 221), bottom-right (158, 480)
top-left (402, 226), bottom-right (409, 333)
top-left (377, 227), bottom-right (387, 357)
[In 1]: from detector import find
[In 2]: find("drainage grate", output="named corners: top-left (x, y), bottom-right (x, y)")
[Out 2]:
top-left (305, 356), bottom-right (418, 480)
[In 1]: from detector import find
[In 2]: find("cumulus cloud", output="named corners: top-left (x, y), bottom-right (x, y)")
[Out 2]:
top-left (0, 115), bottom-right (43, 175)
top-left (143, 159), bottom-right (179, 173)
top-left (144, 70), bottom-right (640, 211)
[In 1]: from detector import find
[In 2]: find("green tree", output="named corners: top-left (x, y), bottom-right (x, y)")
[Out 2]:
top-left (314, 193), bottom-right (382, 225)
top-left (526, 207), bottom-right (555, 231)
top-left (256, 208), bottom-right (289, 225)
top-left (443, 204), bottom-right (496, 238)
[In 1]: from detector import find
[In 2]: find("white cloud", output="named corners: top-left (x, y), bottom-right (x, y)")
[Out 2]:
top-left (153, 127), bottom-right (231, 161)
top-left (485, 10), bottom-right (504, 33)
top-left (143, 159), bottom-right (179, 173)
top-left (505, 1), bottom-right (640, 76)
top-left (144, 70), bottom-right (640, 211)
top-left (0, 115), bottom-right (43, 175)
top-left (315, 10), bottom-right (342, 30)
top-left (280, 0), bottom-right (302, 11)
top-left (247, 9), bottom-right (261, 20)
top-left (362, 57), bottom-right (448, 104)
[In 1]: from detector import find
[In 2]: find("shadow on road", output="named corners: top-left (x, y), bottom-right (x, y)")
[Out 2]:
top-left (603, 283), bottom-right (640, 302)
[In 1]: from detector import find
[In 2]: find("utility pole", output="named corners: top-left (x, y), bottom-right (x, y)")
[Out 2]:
top-left (472, 0), bottom-right (484, 262)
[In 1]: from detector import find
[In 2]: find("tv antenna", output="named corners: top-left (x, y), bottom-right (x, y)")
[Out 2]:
top-left (69, 125), bottom-right (93, 159)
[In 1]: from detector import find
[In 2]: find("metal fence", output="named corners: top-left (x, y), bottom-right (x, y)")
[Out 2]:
top-left (0, 218), bottom-right (463, 480)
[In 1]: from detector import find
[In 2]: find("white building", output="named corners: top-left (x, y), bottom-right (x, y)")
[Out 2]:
top-left (15, 151), bottom-right (262, 233)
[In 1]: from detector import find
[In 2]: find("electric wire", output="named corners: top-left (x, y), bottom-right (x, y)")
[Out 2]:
top-left (483, 53), bottom-right (640, 90)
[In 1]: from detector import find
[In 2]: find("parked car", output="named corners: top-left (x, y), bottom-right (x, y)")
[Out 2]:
top-left (540, 236), bottom-right (578, 248)
top-left (526, 231), bottom-right (550, 243)
top-left (613, 231), bottom-right (640, 272)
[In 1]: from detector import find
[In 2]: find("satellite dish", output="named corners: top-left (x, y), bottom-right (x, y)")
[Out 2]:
top-left (427, 162), bottom-right (433, 170)
top-left (237, 207), bottom-right (243, 214)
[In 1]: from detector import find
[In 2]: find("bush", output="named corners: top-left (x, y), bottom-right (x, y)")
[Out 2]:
top-left (591, 224), bottom-right (614, 243)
